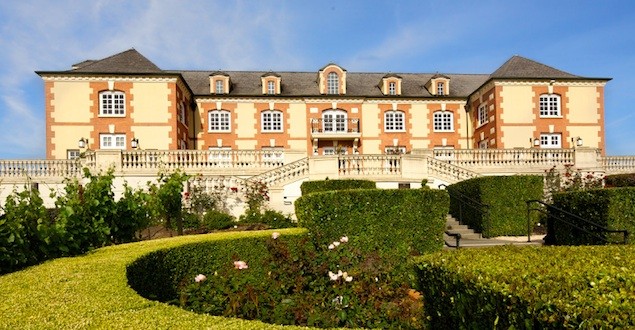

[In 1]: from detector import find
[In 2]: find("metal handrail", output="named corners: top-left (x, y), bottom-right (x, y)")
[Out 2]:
top-left (526, 200), bottom-right (629, 245)
top-left (444, 231), bottom-right (462, 248)
top-left (438, 183), bottom-right (490, 225)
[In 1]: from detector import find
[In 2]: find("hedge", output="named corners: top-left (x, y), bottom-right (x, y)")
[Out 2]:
top-left (447, 175), bottom-right (543, 237)
top-left (0, 228), bottom-right (313, 329)
top-left (415, 245), bottom-right (635, 328)
top-left (605, 173), bottom-right (635, 187)
top-left (299, 179), bottom-right (375, 195)
top-left (550, 187), bottom-right (635, 245)
top-left (295, 188), bottom-right (448, 255)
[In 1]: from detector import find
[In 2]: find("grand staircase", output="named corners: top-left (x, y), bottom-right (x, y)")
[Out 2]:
top-left (444, 214), bottom-right (544, 249)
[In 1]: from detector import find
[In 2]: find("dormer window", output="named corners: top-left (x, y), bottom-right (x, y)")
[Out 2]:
top-left (426, 74), bottom-right (450, 96)
top-left (209, 72), bottom-right (230, 94)
top-left (381, 74), bottom-right (402, 96)
top-left (260, 72), bottom-right (281, 95)
top-left (319, 64), bottom-right (346, 95)
top-left (327, 72), bottom-right (339, 95)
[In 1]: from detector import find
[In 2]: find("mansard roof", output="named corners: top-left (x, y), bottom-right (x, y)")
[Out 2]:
top-left (177, 70), bottom-right (489, 97)
top-left (68, 49), bottom-right (163, 74)
top-left (490, 55), bottom-right (579, 79)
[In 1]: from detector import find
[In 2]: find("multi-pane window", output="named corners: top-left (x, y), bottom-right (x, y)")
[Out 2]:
top-left (261, 110), bottom-right (283, 132)
top-left (178, 102), bottom-right (186, 124)
top-left (267, 81), bottom-right (276, 95)
top-left (540, 133), bottom-right (562, 148)
top-left (100, 134), bottom-right (126, 149)
top-left (262, 147), bottom-right (284, 166)
top-left (99, 91), bottom-right (125, 116)
top-left (67, 149), bottom-right (81, 160)
top-left (208, 147), bottom-right (231, 166)
top-left (215, 80), bottom-right (224, 94)
top-left (437, 82), bottom-right (444, 95)
top-left (385, 146), bottom-right (406, 155)
top-left (322, 110), bottom-right (347, 132)
top-left (384, 111), bottom-right (405, 131)
top-left (208, 110), bottom-right (231, 131)
top-left (433, 111), bottom-right (453, 131)
top-left (479, 140), bottom-right (488, 149)
top-left (388, 82), bottom-right (396, 95)
top-left (327, 72), bottom-right (339, 95)
top-left (478, 104), bottom-right (488, 126)
top-left (539, 94), bottom-right (561, 117)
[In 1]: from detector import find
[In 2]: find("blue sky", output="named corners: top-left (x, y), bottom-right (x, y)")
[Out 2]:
top-left (0, 0), bottom-right (633, 159)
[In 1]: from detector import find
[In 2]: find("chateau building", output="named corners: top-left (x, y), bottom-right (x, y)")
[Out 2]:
top-left (37, 49), bottom-right (609, 160)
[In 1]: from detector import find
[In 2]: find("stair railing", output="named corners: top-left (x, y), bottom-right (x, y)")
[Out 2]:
top-left (526, 200), bottom-right (629, 245)
top-left (439, 184), bottom-right (490, 232)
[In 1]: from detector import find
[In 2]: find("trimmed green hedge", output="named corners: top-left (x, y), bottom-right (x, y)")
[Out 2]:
top-left (550, 188), bottom-right (635, 245)
top-left (0, 229), bottom-right (312, 329)
top-left (300, 179), bottom-right (375, 195)
top-left (415, 245), bottom-right (635, 328)
top-left (295, 188), bottom-right (448, 255)
top-left (447, 176), bottom-right (543, 237)
top-left (605, 173), bottom-right (635, 187)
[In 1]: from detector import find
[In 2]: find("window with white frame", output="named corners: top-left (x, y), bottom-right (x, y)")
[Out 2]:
top-left (478, 104), bottom-right (488, 126)
top-left (434, 146), bottom-right (455, 160)
top-left (261, 110), bottom-right (283, 132)
top-left (178, 101), bottom-right (186, 124)
top-left (327, 72), bottom-right (339, 95)
top-left (262, 147), bottom-right (284, 166)
top-left (384, 111), bottom-right (405, 132)
top-left (388, 82), bottom-right (396, 95)
top-left (208, 147), bottom-right (231, 166)
top-left (539, 94), bottom-right (561, 117)
top-left (67, 149), bottom-right (81, 160)
top-left (322, 110), bottom-right (347, 132)
top-left (385, 146), bottom-right (406, 155)
top-left (208, 110), bottom-right (231, 132)
top-left (437, 82), bottom-right (444, 95)
top-left (267, 81), bottom-right (276, 95)
top-left (433, 111), bottom-right (453, 132)
top-left (323, 146), bottom-right (347, 155)
top-left (99, 91), bottom-right (125, 116)
top-left (540, 133), bottom-right (562, 148)
top-left (100, 133), bottom-right (126, 149)
top-left (215, 80), bottom-right (224, 94)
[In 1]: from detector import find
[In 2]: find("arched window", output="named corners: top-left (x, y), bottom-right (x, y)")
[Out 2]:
top-left (539, 94), bottom-right (561, 117)
top-left (327, 72), bottom-right (339, 95)
top-left (261, 110), bottom-right (283, 132)
top-left (322, 109), bottom-right (347, 132)
top-left (99, 91), bottom-right (125, 116)
top-left (433, 111), bottom-right (453, 132)
top-left (384, 111), bottom-right (405, 132)
top-left (208, 110), bottom-right (231, 132)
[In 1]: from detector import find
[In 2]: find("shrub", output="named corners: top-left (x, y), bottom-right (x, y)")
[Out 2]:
top-left (605, 173), bottom-right (635, 187)
top-left (447, 176), bottom-right (543, 237)
top-left (549, 188), bottom-right (635, 245)
top-left (295, 188), bottom-right (448, 255)
top-left (202, 210), bottom-right (235, 231)
top-left (111, 183), bottom-right (152, 244)
top-left (149, 170), bottom-right (189, 235)
top-left (239, 209), bottom-right (295, 229)
top-left (300, 179), bottom-right (375, 195)
top-left (415, 245), bottom-right (635, 328)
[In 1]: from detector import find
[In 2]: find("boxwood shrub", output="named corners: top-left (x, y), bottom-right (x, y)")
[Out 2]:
top-left (447, 175), bottom-right (543, 237)
top-left (550, 187), bottom-right (635, 245)
top-left (300, 179), bottom-right (375, 195)
top-left (415, 245), bottom-right (635, 329)
top-left (605, 173), bottom-right (635, 187)
top-left (294, 188), bottom-right (448, 255)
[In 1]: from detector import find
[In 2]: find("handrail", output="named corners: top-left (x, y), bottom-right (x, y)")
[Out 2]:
top-left (444, 231), bottom-right (462, 248)
top-left (526, 200), bottom-right (629, 245)
top-left (438, 184), bottom-right (490, 225)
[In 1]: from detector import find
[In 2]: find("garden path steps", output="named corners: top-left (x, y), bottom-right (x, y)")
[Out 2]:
top-left (444, 214), bottom-right (544, 249)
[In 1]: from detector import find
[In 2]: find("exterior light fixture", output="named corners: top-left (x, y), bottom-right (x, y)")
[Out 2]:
top-left (78, 138), bottom-right (88, 149)
top-left (576, 137), bottom-right (583, 147)
top-left (533, 138), bottom-right (541, 147)
top-left (131, 138), bottom-right (139, 149)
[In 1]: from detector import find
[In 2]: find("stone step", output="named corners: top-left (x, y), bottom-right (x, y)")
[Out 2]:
top-left (444, 232), bottom-right (482, 240)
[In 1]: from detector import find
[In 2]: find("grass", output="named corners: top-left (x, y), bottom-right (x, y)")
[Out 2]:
top-left (0, 228), bottom-right (329, 330)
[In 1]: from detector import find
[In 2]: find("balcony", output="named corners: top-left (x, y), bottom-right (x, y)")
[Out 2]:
top-left (310, 118), bottom-right (361, 139)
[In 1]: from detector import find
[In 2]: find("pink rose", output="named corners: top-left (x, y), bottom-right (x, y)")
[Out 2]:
top-left (194, 274), bottom-right (207, 283)
top-left (233, 260), bottom-right (248, 270)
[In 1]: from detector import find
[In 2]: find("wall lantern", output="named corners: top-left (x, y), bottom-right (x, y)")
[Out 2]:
top-left (573, 137), bottom-right (583, 147)
top-left (78, 137), bottom-right (88, 149)
top-left (131, 138), bottom-right (139, 149)
top-left (531, 138), bottom-right (541, 147)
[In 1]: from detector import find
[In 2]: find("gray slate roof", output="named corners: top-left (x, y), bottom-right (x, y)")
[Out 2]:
top-left (39, 49), bottom-right (608, 98)
top-left (490, 55), bottom-right (579, 79)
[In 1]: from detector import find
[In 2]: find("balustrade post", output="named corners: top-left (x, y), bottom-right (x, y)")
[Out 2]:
top-left (573, 147), bottom-right (602, 172)
top-left (92, 150), bottom-right (123, 173)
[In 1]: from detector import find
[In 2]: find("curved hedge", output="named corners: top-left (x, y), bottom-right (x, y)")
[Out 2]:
top-left (300, 179), bottom-right (376, 195)
top-left (0, 229), bottom-right (312, 329)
